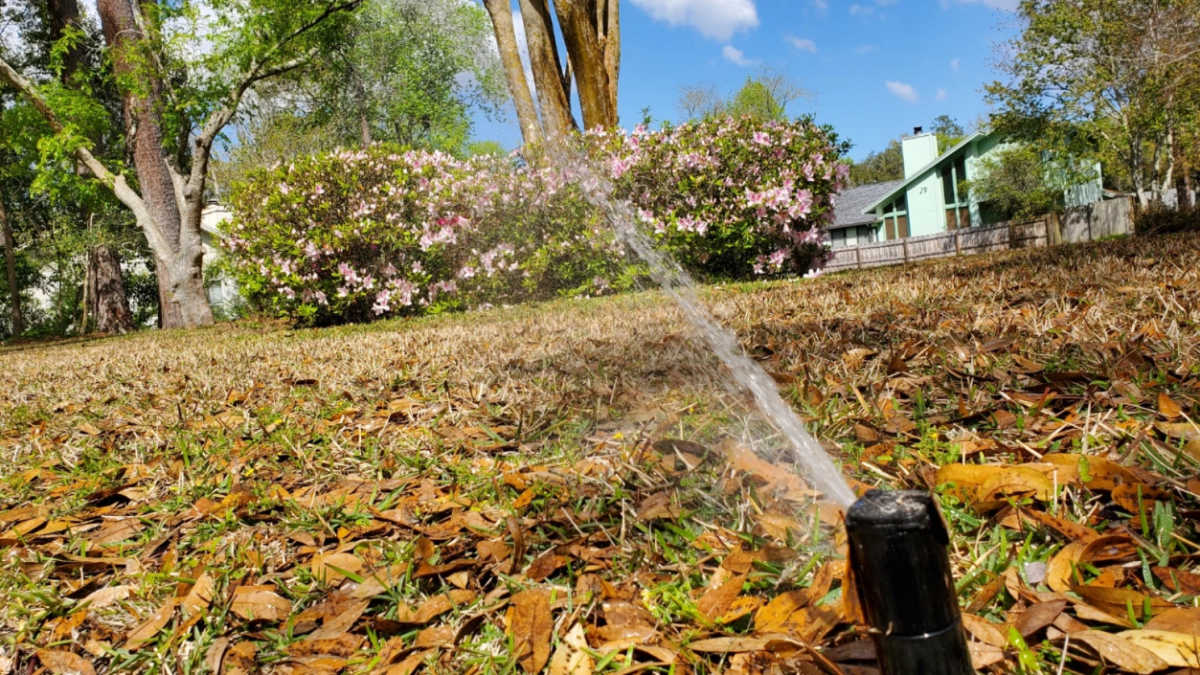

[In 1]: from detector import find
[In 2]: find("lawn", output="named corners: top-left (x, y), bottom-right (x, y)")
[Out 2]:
top-left (2, 232), bottom-right (1200, 675)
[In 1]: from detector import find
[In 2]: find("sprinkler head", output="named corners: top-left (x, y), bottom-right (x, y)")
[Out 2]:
top-left (846, 490), bottom-right (974, 675)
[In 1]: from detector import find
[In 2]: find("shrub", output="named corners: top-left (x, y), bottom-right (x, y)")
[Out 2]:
top-left (224, 117), bottom-right (847, 324)
top-left (589, 116), bottom-right (848, 279)
top-left (1134, 201), bottom-right (1200, 236)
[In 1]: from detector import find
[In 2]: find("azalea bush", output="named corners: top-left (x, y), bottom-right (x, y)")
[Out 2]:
top-left (224, 116), bottom-right (847, 324)
top-left (589, 115), bottom-right (849, 278)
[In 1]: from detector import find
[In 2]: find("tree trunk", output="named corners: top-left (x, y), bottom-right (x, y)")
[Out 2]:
top-left (98, 0), bottom-right (212, 329)
top-left (88, 244), bottom-right (135, 333)
top-left (481, 0), bottom-right (543, 145)
top-left (601, 0), bottom-right (619, 116)
top-left (0, 193), bottom-right (22, 338)
top-left (553, 0), bottom-right (617, 131)
top-left (43, 0), bottom-right (87, 82)
top-left (517, 0), bottom-right (577, 140)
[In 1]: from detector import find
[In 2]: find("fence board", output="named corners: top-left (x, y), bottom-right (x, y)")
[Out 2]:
top-left (820, 198), bottom-right (1134, 274)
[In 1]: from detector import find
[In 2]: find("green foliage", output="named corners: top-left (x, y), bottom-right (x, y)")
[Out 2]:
top-left (849, 140), bottom-right (903, 186)
top-left (964, 145), bottom-right (1060, 222)
top-left (726, 78), bottom-right (787, 123)
top-left (931, 115), bottom-right (966, 154)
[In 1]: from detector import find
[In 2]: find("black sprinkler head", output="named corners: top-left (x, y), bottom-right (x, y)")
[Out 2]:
top-left (845, 489), bottom-right (974, 675)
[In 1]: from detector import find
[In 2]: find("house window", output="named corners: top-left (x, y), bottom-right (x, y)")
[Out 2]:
top-left (882, 196), bottom-right (909, 240)
top-left (830, 226), bottom-right (877, 248)
top-left (942, 156), bottom-right (970, 230)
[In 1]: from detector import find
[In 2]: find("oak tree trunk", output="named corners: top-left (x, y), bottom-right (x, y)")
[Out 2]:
top-left (43, 0), bottom-right (87, 82)
top-left (517, 0), bottom-right (577, 140)
top-left (481, 0), bottom-right (543, 145)
top-left (0, 193), bottom-right (22, 338)
top-left (98, 0), bottom-right (213, 329)
top-left (88, 244), bottom-right (135, 333)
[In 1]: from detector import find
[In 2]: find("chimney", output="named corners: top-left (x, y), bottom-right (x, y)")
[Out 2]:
top-left (901, 129), bottom-right (940, 178)
top-left (914, 126), bottom-right (923, 135)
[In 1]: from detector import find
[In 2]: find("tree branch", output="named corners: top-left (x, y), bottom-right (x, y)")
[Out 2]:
top-left (0, 55), bottom-right (173, 256)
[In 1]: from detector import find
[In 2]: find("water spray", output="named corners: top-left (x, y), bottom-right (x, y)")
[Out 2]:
top-left (846, 490), bottom-right (974, 675)
top-left (548, 141), bottom-right (970, 674)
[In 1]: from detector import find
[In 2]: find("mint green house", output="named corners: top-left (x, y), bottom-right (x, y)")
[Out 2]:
top-left (827, 128), bottom-right (1104, 248)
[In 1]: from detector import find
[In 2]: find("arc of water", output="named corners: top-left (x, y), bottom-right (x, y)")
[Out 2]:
top-left (551, 144), bottom-right (857, 509)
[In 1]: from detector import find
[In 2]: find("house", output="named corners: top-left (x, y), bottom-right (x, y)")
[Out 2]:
top-left (828, 128), bottom-right (1105, 248)
top-left (200, 202), bottom-right (240, 314)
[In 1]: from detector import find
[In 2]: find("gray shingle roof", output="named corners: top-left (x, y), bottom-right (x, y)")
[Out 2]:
top-left (829, 180), bottom-right (903, 230)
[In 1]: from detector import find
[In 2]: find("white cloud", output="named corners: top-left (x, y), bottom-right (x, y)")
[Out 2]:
top-left (813, 0), bottom-right (829, 12)
top-left (786, 36), bottom-right (817, 53)
top-left (950, 57), bottom-right (960, 72)
top-left (722, 45), bottom-right (759, 66)
top-left (875, 0), bottom-right (900, 6)
top-left (631, 0), bottom-right (759, 41)
top-left (886, 81), bottom-right (919, 103)
top-left (849, 3), bottom-right (875, 15)
top-left (856, 45), bottom-right (878, 54)
top-left (936, 88), bottom-right (948, 101)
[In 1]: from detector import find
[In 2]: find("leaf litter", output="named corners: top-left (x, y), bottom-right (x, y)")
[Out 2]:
top-left (1, 235), bottom-right (1200, 673)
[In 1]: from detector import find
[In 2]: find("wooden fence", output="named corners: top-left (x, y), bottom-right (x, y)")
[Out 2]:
top-left (825, 197), bottom-right (1135, 273)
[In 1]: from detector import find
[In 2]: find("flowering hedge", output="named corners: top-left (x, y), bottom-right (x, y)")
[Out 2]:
top-left (224, 117), bottom-right (846, 324)
top-left (591, 115), bottom-right (848, 278)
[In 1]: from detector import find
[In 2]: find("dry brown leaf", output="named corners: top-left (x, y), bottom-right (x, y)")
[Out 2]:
top-left (1147, 609), bottom-right (1200, 635)
top-left (403, 590), bottom-right (475, 624)
top-left (548, 623), bottom-right (594, 675)
top-left (1081, 535), bottom-right (1139, 564)
top-left (310, 552), bottom-right (364, 585)
top-left (1112, 483), bottom-right (1171, 515)
top-left (36, 649), bottom-right (96, 675)
top-left (1158, 422), bottom-right (1200, 442)
top-left (1119, 630), bottom-right (1200, 668)
top-left (636, 492), bottom-right (680, 520)
top-left (81, 584), bottom-right (135, 609)
top-left (306, 599), bottom-right (369, 640)
top-left (961, 614), bottom-right (1007, 647)
top-left (969, 642), bottom-right (1006, 670)
top-left (1072, 585), bottom-right (1174, 619)
top-left (697, 573), bottom-right (745, 623)
top-left (1022, 509), bottom-right (1100, 543)
top-left (1072, 630), bottom-right (1170, 674)
top-left (181, 571), bottom-right (215, 618)
top-left (687, 637), bottom-right (769, 653)
top-left (1014, 600), bottom-right (1067, 637)
top-left (509, 589), bottom-right (552, 674)
top-left (230, 586), bottom-right (293, 622)
top-left (1160, 393), bottom-right (1186, 419)
top-left (381, 649), bottom-right (435, 675)
top-left (123, 598), bottom-right (176, 649)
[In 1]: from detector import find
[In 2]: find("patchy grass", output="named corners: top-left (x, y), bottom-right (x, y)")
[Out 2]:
top-left (3, 233), bottom-right (1200, 675)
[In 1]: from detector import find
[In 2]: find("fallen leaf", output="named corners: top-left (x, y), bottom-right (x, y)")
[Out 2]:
top-left (687, 637), bottom-right (769, 653)
top-left (697, 574), bottom-right (745, 623)
top-left (306, 599), bottom-right (369, 640)
top-left (1147, 609), bottom-right (1200, 635)
top-left (969, 642), bottom-right (1006, 670)
top-left (1072, 585), bottom-right (1174, 619)
top-left (1157, 422), bottom-right (1200, 443)
top-left (181, 571), bottom-right (215, 618)
top-left (1014, 600), bottom-right (1067, 637)
top-left (1160, 393), bottom-right (1185, 419)
top-left (310, 552), bottom-right (364, 585)
top-left (36, 650), bottom-right (96, 675)
top-left (1119, 630), bottom-right (1200, 668)
top-left (508, 589), bottom-right (552, 674)
top-left (230, 586), bottom-right (292, 622)
top-left (81, 585), bottom-right (135, 609)
top-left (548, 623), bottom-right (594, 675)
top-left (636, 492), bottom-right (680, 520)
top-left (961, 614), bottom-right (1007, 647)
top-left (1072, 630), bottom-right (1169, 674)
top-left (123, 598), bottom-right (176, 649)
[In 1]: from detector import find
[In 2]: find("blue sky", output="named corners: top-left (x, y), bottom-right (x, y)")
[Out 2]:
top-left (472, 0), bottom-right (1018, 161)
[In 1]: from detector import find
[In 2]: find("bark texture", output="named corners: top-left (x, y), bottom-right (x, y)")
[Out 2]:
top-left (96, 0), bottom-right (211, 329)
top-left (517, 0), bottom-right (577, 140)
top-left (482, 0), bottom-right (619, 145)
top-left (0, 193), bottom-right (22, 337)
top-left (87, 244), bottom-right (135, 334)
top-left (42, 0), bottom-right (87, 81)
top-left (481, 0), bottom-right (542, 145)
top-left (553, 0), bottom-right (617, 130)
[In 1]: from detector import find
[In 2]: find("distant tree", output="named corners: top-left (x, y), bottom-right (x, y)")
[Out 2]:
top-left (676, 69), bottom-right (812, 123)
top-left (0, 0), bottom-right (366, 328)
top-left (987, 0), bottom-right (1200, 206)
top-left (964, 145), bottom-right (1058, 222)
top-left (849, 140), bottom-right (904, 186)
top-left (298, 0), bottom-right (507, 151)
top-left (931, 114), bottom-right (966, 153)
top-left (465, 140), bottom-right (507, 157)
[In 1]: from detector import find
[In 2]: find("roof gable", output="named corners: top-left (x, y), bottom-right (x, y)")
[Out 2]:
top-left (859, 130), bottom-right (992, 215)
top-left (830, 180), bottom-right (903, 229)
